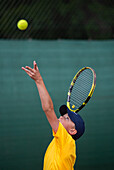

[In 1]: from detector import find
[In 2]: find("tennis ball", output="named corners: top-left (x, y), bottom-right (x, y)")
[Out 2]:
top-left (72, 105), bottom-right (75, 108)
top-left (17, 19), bottom-right (28, 30)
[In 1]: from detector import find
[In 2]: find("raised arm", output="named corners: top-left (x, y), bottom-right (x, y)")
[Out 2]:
top-left (22, 61), bottom-right (59, 133)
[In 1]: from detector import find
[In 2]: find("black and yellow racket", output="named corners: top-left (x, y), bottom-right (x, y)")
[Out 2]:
top-left (67, 67), bottom-right (96, 113)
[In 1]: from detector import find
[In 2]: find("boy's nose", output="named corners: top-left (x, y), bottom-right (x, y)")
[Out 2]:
top-left (59, 116), bottom-right (63, 121)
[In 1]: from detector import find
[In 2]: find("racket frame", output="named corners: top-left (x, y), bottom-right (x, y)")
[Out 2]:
top-left (67, 67), bottom-right (96, 113)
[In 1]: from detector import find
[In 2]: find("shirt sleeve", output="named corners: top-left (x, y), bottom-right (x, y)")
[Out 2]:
top-left (53, 122), bottom-right (72, 148)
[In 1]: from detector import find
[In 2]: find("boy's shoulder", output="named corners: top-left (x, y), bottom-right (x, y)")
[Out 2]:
top-left (53, 122), bottom-right (75, 145)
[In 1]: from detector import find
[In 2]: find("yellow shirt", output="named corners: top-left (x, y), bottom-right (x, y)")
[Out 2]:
top-left (43, 122), bottom-right (76, 170)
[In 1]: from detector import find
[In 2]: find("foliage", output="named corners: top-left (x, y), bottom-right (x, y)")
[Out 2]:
top-left (0, 0), bottom-right (113, 39)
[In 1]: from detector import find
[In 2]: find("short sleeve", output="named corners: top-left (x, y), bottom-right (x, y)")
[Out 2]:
top-left (52, 122), bottom-right (72, 148)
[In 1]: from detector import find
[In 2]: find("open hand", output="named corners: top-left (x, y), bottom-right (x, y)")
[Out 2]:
top-left (22, 61), bottom-right (42, 82)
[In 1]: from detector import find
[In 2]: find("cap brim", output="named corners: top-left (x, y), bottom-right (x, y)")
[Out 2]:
top-left (59, 105), bottom-right (67, 116)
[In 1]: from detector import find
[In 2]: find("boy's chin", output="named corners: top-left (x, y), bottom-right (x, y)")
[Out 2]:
top-left (58, 118), bottom-right (61, 122)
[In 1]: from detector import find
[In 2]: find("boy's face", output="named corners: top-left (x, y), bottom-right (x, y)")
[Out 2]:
top-left (59, 113), bottom-right (77, 135)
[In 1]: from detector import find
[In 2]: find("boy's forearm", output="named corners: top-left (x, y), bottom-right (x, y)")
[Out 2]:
top-left (35, 78), bottom-right (59, 133)
top-left (35, 79), bottom-right (54, 113)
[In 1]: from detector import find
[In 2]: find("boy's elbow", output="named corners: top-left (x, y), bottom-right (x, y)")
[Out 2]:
top-left (43, 106), bottom-right (54, 114)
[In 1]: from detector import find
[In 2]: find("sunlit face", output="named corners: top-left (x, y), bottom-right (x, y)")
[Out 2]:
top-left (59, 113), bottom-right (76, 135)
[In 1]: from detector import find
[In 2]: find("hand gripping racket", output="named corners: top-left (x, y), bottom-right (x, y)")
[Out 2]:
top-left (67, 67), bottom-right (96, 113)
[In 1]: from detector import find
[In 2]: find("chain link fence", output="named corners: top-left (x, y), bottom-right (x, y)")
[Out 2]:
top-left (0, 0), bottom-right (113, 39)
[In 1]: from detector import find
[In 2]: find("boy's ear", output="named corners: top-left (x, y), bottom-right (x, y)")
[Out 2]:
top-left (69, 128), bottom-right (77, 136)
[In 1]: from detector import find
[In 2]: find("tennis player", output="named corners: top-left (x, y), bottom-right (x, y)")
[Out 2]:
top-left (22, 61), bottom-right (85, 170)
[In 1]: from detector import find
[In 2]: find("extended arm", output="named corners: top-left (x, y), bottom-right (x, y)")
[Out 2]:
top-left (22, 61), bottom-right (59, 133)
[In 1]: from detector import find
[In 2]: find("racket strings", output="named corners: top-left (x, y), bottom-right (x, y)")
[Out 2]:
top-left (71, 86), bottom-right (90, 101)
top-left (70, 69), bottom-right (93, 108)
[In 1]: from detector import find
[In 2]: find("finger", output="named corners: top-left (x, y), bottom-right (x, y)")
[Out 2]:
top-left (25, 66), bottom-right (34, 72)
top-left (34, 61), bottom-right (38, 70)
top-left (22, 67), bottom-right (25, 70)
top-left (22, 67), bottom-right (33, 77)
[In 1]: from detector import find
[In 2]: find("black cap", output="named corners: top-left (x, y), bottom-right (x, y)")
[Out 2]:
top-left (59, 105), bottom-right (85, 140)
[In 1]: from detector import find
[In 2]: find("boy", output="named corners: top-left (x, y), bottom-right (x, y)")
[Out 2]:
top-left (22, 61), bottom-right (85, 170)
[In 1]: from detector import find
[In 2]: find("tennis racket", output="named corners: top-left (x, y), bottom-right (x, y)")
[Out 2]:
top-left (67, 67), bottom-right (96, 113)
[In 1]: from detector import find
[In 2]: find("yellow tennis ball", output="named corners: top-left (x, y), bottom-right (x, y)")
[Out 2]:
top-left (17, 19), bottom-right (28, 30)
top-left (72, 105), bottom-right (75, 108)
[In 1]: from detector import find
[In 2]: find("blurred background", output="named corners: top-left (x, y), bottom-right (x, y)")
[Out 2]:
top-left (0, 0), bottom-right (114, 39)
top-left (0, 0), bottom-right (114, 170)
